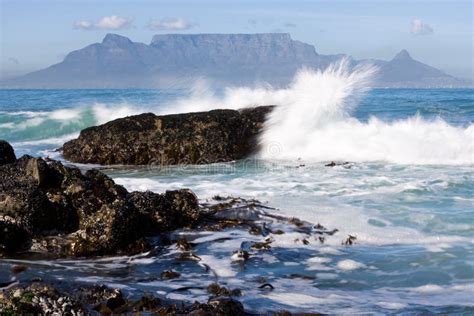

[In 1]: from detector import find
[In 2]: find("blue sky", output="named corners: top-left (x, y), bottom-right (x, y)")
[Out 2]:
top-left (1, 0), bottom-right (472, 80)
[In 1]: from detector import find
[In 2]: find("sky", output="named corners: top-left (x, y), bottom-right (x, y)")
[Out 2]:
top-left (1, 0), bottom-right (473, 80)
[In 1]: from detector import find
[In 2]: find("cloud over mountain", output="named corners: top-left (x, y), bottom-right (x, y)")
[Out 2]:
top-left (147, 18), bottom-right (193, 31)
top-left (74, 15), bottom-right (132, 30)
top-left (411, 18), bottom-right (434, 35)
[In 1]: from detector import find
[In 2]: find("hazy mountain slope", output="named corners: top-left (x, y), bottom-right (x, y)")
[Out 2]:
top-left (1, 33), bottom-right (469, 88)
top-left (375, 50), bottom-right (466, 87)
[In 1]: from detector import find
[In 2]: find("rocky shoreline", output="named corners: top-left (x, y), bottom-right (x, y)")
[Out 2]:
top-left (62, 106), bottom-right (274, 165)
top-left (1, 139), bottom-right (337, 314)
top-left (0, 140), bottom-right (202, 257)
top-left (0, 139), bottom-right (247, 315)
top-left (1, 278), bottom-right (248, 315)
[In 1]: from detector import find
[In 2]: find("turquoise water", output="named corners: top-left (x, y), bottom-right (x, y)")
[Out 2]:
top-left (0, 88), bottom-right (473, 313)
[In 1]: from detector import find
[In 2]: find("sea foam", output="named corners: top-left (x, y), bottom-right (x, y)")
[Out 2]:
top-left (159, 58), bottom-right (474, 165)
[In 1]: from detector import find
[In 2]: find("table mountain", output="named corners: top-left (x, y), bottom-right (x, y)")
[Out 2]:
top-left (2, 33), bottom-right (469, 88)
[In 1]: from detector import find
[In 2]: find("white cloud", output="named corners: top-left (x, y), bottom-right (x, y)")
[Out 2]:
top-left (411, 18), bottom-right (434, 35)
top-left (96, 16), bottom-right (131, 30)
top-left (74, 15), bottom-right (132, 30)
top-left (74, 20), bottom-right (93, 30)
top-left (148, 18), bottom-right (193, 31)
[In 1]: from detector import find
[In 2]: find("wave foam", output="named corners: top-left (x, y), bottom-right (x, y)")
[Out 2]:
top-left (257, 59), bottom-right (473, 165)
top-left (155, 58), bottom-right (473, 165)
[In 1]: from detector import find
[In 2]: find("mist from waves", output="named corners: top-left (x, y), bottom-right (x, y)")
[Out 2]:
top-left (1, 59), bottom-right (473, 165)
top-left (156, 59), bottom-right (474, 165)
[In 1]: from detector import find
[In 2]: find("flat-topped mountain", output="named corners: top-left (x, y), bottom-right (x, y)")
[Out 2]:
top-left (150, 33), bottom-right (319, 66)
top-left (2, 33), bottom-right (469, 88)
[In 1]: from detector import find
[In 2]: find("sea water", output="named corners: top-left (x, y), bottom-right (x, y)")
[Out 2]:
top-left (0, 66), bottom-right (473, 313)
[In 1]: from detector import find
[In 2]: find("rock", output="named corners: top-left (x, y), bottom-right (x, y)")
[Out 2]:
top-left (134, 295), bottom-right (161, 311)
top-left (70, 202), bottom-right (149, 257)
top-left (0, 282), bottom-right (85, 315)
top-left (175, 238), bottom-right (193, 251)
top-left (206, 283), bottom-right (242, 297)
top-left (62, 106), bottom-right (274, 165)
top-left (0, 155), bottom-right (80, 235)
top-left (187, 298), bottom-right (246, 315)
top-left (325, 161), bottom-right (351, 167)
top-left (0, 140), bottom-right (16, 166)
top-left (12, 289), bottom-right (23, 298)
top-left (127, 189), bottom-right (200, 233)
top-left (0, 281), bottom-right (249, 315)
top-left (11, 264), bottom-right (28, 274)
top-left (0, 140), bottom-right (201, 257)
top-left (160, 270), bottom-right (180, 280)
top-left (0, 220), bottom-right (31, 254)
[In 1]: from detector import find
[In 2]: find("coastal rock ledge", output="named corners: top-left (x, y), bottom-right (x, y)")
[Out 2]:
top-left (0, 140), bottom-right (200, 257)
top-left (62, 106), bottom-right (274, 165)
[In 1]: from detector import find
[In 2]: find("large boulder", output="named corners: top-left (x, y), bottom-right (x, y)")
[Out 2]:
top-left (62, 106), bottom-right (274, 165)
top-left (0, 140), bottom-right (16, 165)
top-left (0, 141), bottom-right (201, 257)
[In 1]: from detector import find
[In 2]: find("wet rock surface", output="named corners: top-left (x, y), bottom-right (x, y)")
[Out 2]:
top-left (0, 140), bottom-right (200, 257)
top-left (0, 140), bottom-right (335, 314)
top-left (62, 105), bottom-right (274, 165)
top-left (0, 281), bottom-right (248, 315)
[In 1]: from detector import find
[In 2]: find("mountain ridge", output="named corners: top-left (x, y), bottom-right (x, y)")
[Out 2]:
top-left (2, 33), bottom-right (470, 88)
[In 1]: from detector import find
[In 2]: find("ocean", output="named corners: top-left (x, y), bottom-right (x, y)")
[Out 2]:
top-left (0, 68), bottom-right (473, 313)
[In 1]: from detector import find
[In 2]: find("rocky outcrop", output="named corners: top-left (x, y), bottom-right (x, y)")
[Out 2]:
top-left (62, 105), bottom-right (274, 165)
top-left (0, 140), bottom-right (16, 166)
top-left (0, 282), bottom-right (246, 315)
top-left (0, 140), bottom-right (200, 256)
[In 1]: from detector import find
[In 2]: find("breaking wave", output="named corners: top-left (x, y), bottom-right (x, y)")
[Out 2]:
top-left (0, 103), bottom-right (144, 143)
top-left (161, 58), bottom-right (474, 165)
top-left (258, 59), bottom-right (474, 165)
top-left (1, 58), bottom-right (473, 165)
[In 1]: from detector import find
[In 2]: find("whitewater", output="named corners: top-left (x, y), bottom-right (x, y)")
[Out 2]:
top-left (0, 61), bottom-right (473, 313)
top-left (3, 59), bottom-right (473, 165)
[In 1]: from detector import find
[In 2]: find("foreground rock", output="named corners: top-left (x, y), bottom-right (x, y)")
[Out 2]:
top-left (62, 106), bottom-right (274, 165)
top-left (0, 140), bottom-right (15, 166)
top-left (0, 281), bottom-right (246, 315)
top-left (0, 140), bottom-right (200, 257)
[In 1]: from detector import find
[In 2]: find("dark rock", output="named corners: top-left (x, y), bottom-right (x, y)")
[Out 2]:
top-left (0, 141), bottom-right (201, 257)
top-left (175, 238), bottom-right (193, 251)
top-left (0, 220), bottom-right (31, 254)
top-left (128, 189), bottom-right (200, 233)
top-left (134, 295), bottom-right (161, 311)
top-left (187, 297), bottom-right (246, 315)
top-left (70, 201), bottom-right (149, 257)
top-left (0, 140), bottom-right (16, 166)
top-left (325, 161), bottom-right (351, 168)
top-left (206, 283), bottom-right (242, 297)
top-left (62, 106), bottom-right (274, 165)
top-left (105, 291), bottom-right (126, 311)
top-left (343, 234), bottom-right (357, 246)
top-left (0, 156), bottom-right (80, 236)
top-left (2, 281), bottom-right (249, 315)
top-left (160, 270), bottom-right (181, 280)
top-left (11, 264), bottom-right (28, 274)
top-left (0, 282), bottom-right (85, 315)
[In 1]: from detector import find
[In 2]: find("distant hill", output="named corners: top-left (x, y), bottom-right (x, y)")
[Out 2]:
top-left (1, 33), bottom-right (470, 88)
